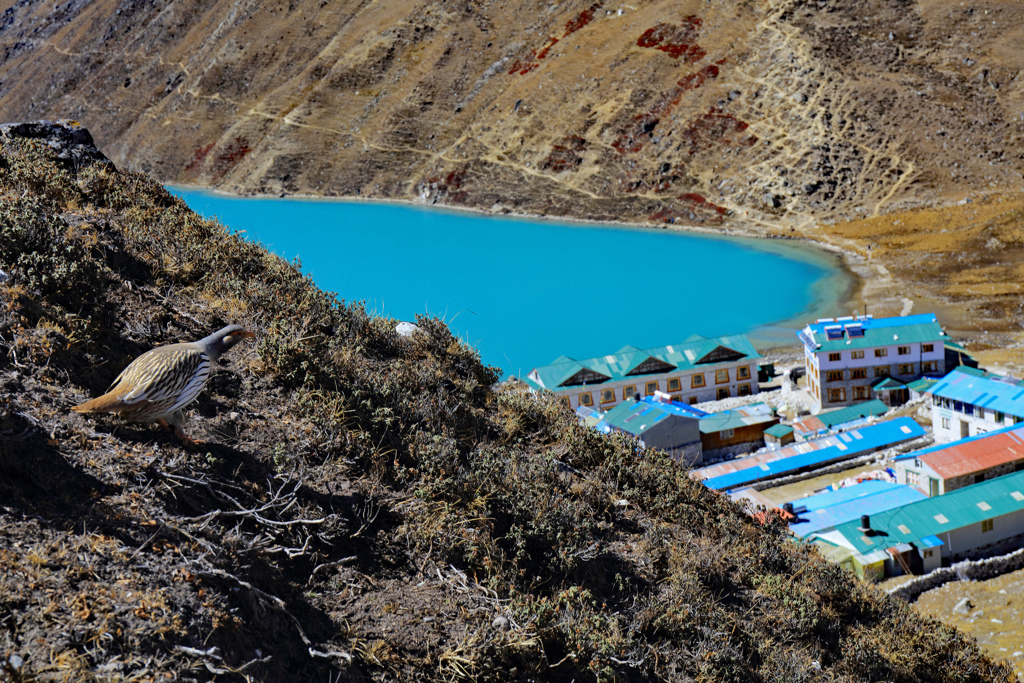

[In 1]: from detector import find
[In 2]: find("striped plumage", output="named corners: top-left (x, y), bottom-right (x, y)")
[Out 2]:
top-left (73, 325), bottom-right (254, 442)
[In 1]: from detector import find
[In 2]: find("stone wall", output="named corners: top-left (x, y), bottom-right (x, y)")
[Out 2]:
top-left (889, 544), bottom-right (1024, 603)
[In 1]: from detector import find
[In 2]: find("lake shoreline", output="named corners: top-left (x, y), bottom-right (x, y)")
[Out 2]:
top-left (169, 183), bottom-right (863, 361)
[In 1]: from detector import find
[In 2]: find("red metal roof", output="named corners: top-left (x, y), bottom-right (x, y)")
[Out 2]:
top-left (917, 428), bottom-right (1024, 479)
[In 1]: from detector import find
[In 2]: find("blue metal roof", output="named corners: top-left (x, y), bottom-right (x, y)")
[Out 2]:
top-left (929, 368), bottom-right (1024, 418)
top-left (789, 483), bottom-right (927, 537)
top-left (788, 479), bottom-right (897, 510)
top-left (702, 418), bottom-right (926, 491)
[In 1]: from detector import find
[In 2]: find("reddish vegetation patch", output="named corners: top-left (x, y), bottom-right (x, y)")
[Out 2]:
top-left (542, 135), bottom-right (587, 172)
top-left (186, 138), bottom-right (252, 179)
top-left (637, 18), bottom-right (706, 63)
top-left (184, 142), bottom-right (216, 175)
top-left (648, 193), bottom-right (727, 224)
top-left (678, 108), bottom-right (757, 155)
top-left (564, 3), bottom-right (601, 36)
top-left (679, 192), bottom-right (727, 215)
top-left (611, 62), bottom-right (724, 154)
top-left (509, 3), bottom-right (602, 75)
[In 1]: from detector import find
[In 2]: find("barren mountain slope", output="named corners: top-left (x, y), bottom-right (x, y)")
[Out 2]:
top-left (2, 0), bottom-right (1024, 356)
top-left (1, 0), bottom-right (1022, 222)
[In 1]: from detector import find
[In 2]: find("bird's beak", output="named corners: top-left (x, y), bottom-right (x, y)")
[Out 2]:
top-left (238, 330), bottom-right (256, 339)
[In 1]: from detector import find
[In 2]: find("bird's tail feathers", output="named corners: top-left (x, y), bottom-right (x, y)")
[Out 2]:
top-left (72, 392), bottom-right (128, 413)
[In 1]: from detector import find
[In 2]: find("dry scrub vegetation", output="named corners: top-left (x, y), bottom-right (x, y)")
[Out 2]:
top-left (0, 123), bottom-right (1015, 681)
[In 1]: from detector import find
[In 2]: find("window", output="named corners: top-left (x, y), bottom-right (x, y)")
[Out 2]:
top-left (688, 396), bottom-right (699, 405)
top-left (600, 388), bottom-right (616, 404)
top-left (982, 519), bottom-right (994, 533)
top-left (922, 361), bottom-right (937, 373)
top-left (827, 387), bottom-right (846, 403)
top-left (645, 381), bottom-right (659, 395)
top-left (898, 364), bottom-right (913, 375)
top-left (667, 377), bottom-right (681, 392)
top-left (826, 370), bottom-right (844, 382)
top-left (923, 549), bottom-right (934, 559)
top-left (715, 369), bottom-right (729, 384)
top-left (898, 346), bottom-right (910, 355)
top-left (738, 383), bottom-right (751, 396)
top-left (853, 386), bottom-right (870, 400)
top-left (737, 366), bottom-right (750, 380)
top-left (717, 387), bottom-right (730, 400)
top-left (994, 411), bottom-right (1005, 424)
top-left (828, 352), bottom-right (842, 362)
top-left (875, 348), bottom-right (888, 357)
top-left (851, 368), bottom-right (867, 380)
top-left (670, 394), bottom-right (682, 403)
top-left (579, 392), bottom-right (593, 407)
top-left (691, 374), bottom-right (705, 388)
top-left (875, 366), bottom-right (890, 378)
top-left (623, 386), bottom-right (637, 399)
top-left (941, 417), bottom-right (951, 429)
top-left (559, 397), bottom-right (571, 408)
top-left (851, 350), bottom-right (865, 359)
top-left (922, 343), bottom-right (934, 353)
top-left (719, 428), bottom-right (734, 439)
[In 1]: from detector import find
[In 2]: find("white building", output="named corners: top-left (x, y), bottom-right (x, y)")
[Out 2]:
top-left (798, 314), bottom-right (948, 412)
top-left (928, 367), bottom-right (1024, 443)
top-left (523, 334), bottom-right (762, 411)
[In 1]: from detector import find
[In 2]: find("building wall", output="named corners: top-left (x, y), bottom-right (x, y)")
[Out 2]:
top-left (934, 508), bottom-right (1024, 561)
top-left (930, 400), bottom-right (1024, 444)
top-left (555, 359), bottom-right (759, 410)
top-left (807, 340), bottom-right (945, 411)
top-left (700, 422), bottom-right (776, 452)
top-left (642, 419), bottom-right (703, 463)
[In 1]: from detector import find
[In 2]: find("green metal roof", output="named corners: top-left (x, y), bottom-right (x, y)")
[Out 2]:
top-left (821, 469), bottom-right (1024, 555)
top-left (817, 399), bottom-right (888, 427)
top-left (764, 424), bottom-right (794, 438)
top-left (525, 334), bottom-right (761, 390)
top-left (872, 378), bottom-right (907, 391)
top-left (800, 314), bottom-right (946, 354)
top-left (906, 377), bottom-right (940, 393)
top-left (699, 402), bottom-right (775, 434)
top-left (602, 398), bottom-right (701, 436)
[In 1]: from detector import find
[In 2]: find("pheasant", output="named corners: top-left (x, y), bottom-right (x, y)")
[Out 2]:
top-left (72, 325), bottom-right (255, 443)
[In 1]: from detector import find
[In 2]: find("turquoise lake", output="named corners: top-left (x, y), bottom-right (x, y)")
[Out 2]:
top-left (169, 188), bottom-right (850, 378)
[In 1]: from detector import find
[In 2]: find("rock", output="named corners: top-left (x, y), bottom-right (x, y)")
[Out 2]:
top-left (396, 321), bottom-right (420, 337)
top-left (953, 597), bottom-right (973, 616)
top-left (492, 615), bottom-right (510, 631)
top-left (0, 120), bottom-right (113, 171)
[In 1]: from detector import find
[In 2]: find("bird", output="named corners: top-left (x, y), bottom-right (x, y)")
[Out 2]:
top-left (72, 325), bottom-right (255, 443)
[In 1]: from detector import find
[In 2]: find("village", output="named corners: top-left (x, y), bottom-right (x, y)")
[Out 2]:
top-left (522, 313), bottom-right (1024, 587)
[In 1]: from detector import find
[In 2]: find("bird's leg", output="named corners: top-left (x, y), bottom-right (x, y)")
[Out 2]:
top-left (156, 418), bottom-right (204, 446)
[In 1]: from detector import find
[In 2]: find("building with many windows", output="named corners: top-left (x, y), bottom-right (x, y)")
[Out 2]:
top-left (523, 334), bottom-right (762, 410)
top-left (798, 314), bottom-right (948, 412)
top-left (928, 367), bottom-right (1024, 443)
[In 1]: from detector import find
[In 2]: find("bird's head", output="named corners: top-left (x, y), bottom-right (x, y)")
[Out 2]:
top-left (200, 324), bottom-right (256, 360)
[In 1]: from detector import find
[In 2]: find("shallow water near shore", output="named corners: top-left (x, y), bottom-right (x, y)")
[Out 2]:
top-left (170, 187), bottom-right (852, 377)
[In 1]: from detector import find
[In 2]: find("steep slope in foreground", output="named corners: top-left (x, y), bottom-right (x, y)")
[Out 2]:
top-left (0, 122), bottom-right (1014, 682)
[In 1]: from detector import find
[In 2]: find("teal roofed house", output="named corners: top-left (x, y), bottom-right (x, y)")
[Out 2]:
top-left (797, 313), bottom-right (948, 412)
top-left (523, 334), bottom-right (762, 411)
top-left (699, 402), bottom-right (778, 455)
top-left (809, 469), bottom-right (1024, 580)
top-left (599, 395), bottom-right (708, 465)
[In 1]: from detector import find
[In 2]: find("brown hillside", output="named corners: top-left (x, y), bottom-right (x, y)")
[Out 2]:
top-left (1, 121), bottom-right (1017, 682)
top-left (3, 0), bottom-right (1024, 364)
